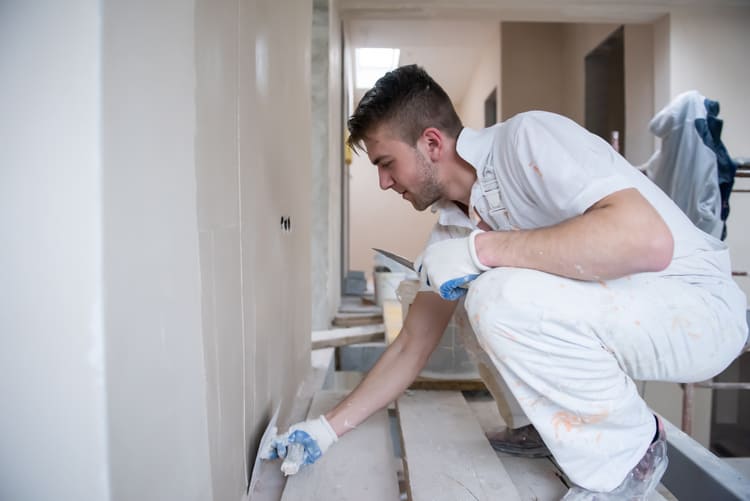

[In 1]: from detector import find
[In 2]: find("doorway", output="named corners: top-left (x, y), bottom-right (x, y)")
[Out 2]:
top-left (585, 26), bottom-right (625, 154)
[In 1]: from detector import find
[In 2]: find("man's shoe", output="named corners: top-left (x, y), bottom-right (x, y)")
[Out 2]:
top-left (486, 424), bottom-right (551, 458)
top-left (562, 416), bottom-right (668, 500)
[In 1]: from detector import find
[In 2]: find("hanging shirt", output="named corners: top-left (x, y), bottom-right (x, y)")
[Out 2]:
top-left (644, 90), bottom-right (737, 240)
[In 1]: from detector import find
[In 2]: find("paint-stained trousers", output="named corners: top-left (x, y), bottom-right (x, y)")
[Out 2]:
top-left (462, 267), bottom-right (748, 492)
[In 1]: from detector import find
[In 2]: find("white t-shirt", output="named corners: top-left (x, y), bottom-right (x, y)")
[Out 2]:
top-left (426, 111), bottom-right (740, 299)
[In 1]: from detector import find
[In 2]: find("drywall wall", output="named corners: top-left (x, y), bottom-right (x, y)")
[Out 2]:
top-left (239, 0), bottom-right (313, 483)
top-left (101, 1), bottom-right (213, 499)
top-left (501, 22), bottom-right (566, 120)
top-left (312, 0), bottom-right (343, 330)
top-left (105, 1), bottom-right (312, 499)
top-left (0, 2), bottom-right (110, 500)
top-left (348, 151), bottom-right (438, 278)
top-left (457, 23), bottom-right (501, 129)
top-left (198, 0), bottom-right (314, 499)
top-left (194, 0), bottom-right (245, 499)
top-left (2, 1), bottom-right (313, 500)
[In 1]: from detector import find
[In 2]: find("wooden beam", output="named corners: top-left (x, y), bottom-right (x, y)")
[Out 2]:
top-left (397, 390), bottom-right (522, 501)
top-left (409, 377), bottom-right (486, 391)
top-left (312, 324), bottom-right (385, 349)
top-left (332, 312), bottom-right (384, 327)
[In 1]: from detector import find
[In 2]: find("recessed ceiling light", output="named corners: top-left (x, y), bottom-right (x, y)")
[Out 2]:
top-left (355, 48), bottom-right (400, 89)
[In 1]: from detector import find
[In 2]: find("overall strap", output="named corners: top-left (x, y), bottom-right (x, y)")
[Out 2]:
top-left (480, 162), bottom-right (505, 212)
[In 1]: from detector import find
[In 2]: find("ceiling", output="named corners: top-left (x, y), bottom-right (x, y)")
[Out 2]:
top-left (339, 0), bottom-right (747, 22)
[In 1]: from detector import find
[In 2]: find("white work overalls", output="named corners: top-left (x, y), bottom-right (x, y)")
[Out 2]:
top-left (460, 157), bottom-right (747, 492)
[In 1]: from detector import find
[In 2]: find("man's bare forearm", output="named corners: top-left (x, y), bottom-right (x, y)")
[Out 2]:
top-left (325, 293), bottom-right (456, 436)
top-left (474, 188), bottom-right (674, 281)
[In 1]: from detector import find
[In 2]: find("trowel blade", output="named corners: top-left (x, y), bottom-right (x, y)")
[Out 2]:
top-left (248, 403), bottom-right (280, 495)
top-left (373, 248), bottom-right (415, 271)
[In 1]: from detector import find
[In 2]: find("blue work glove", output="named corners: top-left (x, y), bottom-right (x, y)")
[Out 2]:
top-left (417, 230), bottom-right (491, 300)
top-left (262, 415), bottom-right (338, 475)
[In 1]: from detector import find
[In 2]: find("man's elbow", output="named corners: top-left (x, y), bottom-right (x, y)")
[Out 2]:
top-left (644, 227), bottom-right (674, 272)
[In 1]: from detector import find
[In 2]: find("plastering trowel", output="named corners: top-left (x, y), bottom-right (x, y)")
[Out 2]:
top-left (248, 404), bottom-right (280, 495)
top-left (373, 248), bottom-right (415, 270)
top-left (373, 247), bottom-right (471, 295)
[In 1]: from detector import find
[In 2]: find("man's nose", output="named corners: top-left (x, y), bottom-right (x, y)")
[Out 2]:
top-left (378, 167), bottom-right (394, 191)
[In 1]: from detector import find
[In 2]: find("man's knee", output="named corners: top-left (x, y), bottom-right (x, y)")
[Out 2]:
top-left (465, 268), bottom-right (542, 348)
top-left (466, 267), bottom-right (541, 317)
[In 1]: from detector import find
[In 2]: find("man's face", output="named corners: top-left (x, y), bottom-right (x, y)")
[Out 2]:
top-left (363, 125), bottom-right (443, 211)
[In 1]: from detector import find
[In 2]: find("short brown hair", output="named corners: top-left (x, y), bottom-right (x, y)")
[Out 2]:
top-left (347, 64), bottom-right (462, 152)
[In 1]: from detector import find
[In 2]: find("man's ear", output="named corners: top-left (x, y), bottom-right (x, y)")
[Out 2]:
top-left (420, 127), bottom-right (444, 162)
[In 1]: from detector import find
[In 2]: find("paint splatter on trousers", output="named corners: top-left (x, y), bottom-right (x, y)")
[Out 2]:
top-left (462, 267), bottom-right (747, 492)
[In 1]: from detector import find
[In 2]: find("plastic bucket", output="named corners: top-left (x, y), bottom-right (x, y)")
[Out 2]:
top-left (374, 271), bottom-right (406, 307)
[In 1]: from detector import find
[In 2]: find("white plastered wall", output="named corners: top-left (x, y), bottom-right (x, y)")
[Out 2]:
top-left (106, 0), bottom-right (313, 499)
top-left (0, 2), bottom-right (110, 500)
top-left (501, 22), bottom-right (566, 120)
top-left (1, 1), bottom-right (313, 499)
top-left (457, 23), bottom-right (501, 129)
top-left (193, 0), bottom-right (313, 499)
top-left (102, 1), bottom-right (213, 499)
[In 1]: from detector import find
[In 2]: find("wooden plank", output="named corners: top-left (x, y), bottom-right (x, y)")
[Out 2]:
top-left (311, 324), bottom-right (385, 349)
top-left (338, 296), bottom-right (381, 314)
top-left (501, 457), bottom-right (568, 501)
top-left (332, 312), bottom-right (384, 327)
top-left (409, 377), bottom-right (486, 391)
top-left (465, 398), bottom-right (567, 501)
top-left (281, 391), bottom-right (400, 501)
top-left (397, 391), bottom-right (522, 501)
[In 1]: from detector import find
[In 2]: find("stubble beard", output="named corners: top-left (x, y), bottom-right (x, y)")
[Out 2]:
top-left (410, 149), bottom-right (443, 211)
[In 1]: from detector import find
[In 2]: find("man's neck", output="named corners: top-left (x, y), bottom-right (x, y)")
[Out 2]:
top-left (440, 154), bottom-right (477, 207)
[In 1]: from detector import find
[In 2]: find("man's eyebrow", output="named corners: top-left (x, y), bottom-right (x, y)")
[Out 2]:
top-left (372, 155), bottom-right (389, 166)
